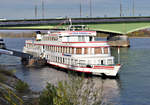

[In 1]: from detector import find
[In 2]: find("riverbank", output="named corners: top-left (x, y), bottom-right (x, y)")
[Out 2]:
top-left (0, 32), bottom-right (36, 38)
top-left (0, 66), bottom-right (39, 105)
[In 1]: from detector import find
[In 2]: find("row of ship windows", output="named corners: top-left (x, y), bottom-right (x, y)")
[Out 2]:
top-left (26, 44), bottom-right (109, 54)
top-left (42, 36), bottom-right (58, 41)
top-left (47, 56), bottom-right (113, 66)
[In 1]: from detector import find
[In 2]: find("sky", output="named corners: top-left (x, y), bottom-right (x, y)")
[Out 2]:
top-left (0, 0), bottom-right (150, 19)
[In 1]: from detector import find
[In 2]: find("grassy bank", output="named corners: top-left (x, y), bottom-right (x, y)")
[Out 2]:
top-left (0, 67), bottom-right (107, 105)
top-left (0, 25), bottom-right (150, 38)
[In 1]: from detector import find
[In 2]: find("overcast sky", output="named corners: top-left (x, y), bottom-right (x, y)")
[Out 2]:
top-left (0, 0), bottom-right (150, 19)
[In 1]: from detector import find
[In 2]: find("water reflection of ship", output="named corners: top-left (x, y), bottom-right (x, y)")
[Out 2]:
top-left (111, 47), bottom-right (129, 65)
top-left (82, 77), bottom-right (121, 105)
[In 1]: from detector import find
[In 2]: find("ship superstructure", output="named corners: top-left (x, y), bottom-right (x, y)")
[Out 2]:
top-left (23, 25), bottom-right (121, 76)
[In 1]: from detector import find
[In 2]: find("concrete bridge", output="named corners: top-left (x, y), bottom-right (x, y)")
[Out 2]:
top-left (1, 16), bottom-right (150, 46)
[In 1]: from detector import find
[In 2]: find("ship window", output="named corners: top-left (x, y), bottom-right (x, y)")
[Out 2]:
top-left (53, 46), bottom-right (54, 52)
top-left (84, 48), bottom-right (88, 54)
top-left (76, 48), bottom-right (82, 54)
top-left (52, 46), bottom-right (54, 52)
top-left (61, 47), bottom-right (63, 53)
top-left (55, 47), bottom-right (57, 52)
top-left (67, 47), bottom-right (69, 53)
top-left (66, 36), bottom-right (70, 42)
top-left (71, 59), bottom-right (74, 65)
top-left (104, 47), bottom-right (108, 54)
top-left (54, 46), bottom-right (57, 52)
top-left (55, 46), bottom-right (57, 52)
top-left (57, 46), bottom-right (59, 52)
top-left (56, 57), bottom-right (58, 62)
top-left (75, 60), bottom-right (78, 65)
top-left (49, 46), bottom-right (51, 51)
top-left (72, 48), bottom-right (74, 54)
top-left (95, 48), bottom-right (102, 54)
top-left (57, 47), bottom-right (59, 52)
top-left (63, 47), bottom-right (67, 53)
top-left (89, 36), bottom-right (92, 41)
top-left (78, 36), bottom-right (82, 42)
top-left (65, 58), bottom-right (67, 64)
top-left (58, 47), bottom-right (61, 53)
top-left (89, 48), bottom-right (93, 54)
top-left (62, 47), bottom-right (64, 53)
top-left (51, 46), bottom-right (52, 51)
top-left (62, 58), bottom-right (65, 63)
top-left (107, 59), bottom-right (113, 65)
top-left (82, 36), bottom-right (85, 42)
top-left (101, 60), bottom-right (104, 65)
top-left (68, 58), bottom-right (70, 65)
top-left (69, 47), bottom-right (71, 54)
top-left (79, 60), bottom-right (86, 67)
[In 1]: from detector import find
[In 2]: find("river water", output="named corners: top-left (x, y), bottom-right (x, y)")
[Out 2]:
top-left (0, 38), bottom-right (150, 105)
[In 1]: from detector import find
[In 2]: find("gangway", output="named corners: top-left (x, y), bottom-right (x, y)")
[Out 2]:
top-left (0, 48), bottom-right (33, 59)
top-left (0, 48), bottom-right (46, 66)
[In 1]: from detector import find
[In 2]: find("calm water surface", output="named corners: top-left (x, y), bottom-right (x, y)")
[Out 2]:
top-left (0, 38), bottom-right (150, 105)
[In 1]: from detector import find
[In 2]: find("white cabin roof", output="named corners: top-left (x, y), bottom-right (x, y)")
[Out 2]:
top-left (57, 31), bottom-right (96, 37)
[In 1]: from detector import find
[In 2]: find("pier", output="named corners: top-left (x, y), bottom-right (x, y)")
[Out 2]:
top-left (0, 48), bottom-right (46, 66)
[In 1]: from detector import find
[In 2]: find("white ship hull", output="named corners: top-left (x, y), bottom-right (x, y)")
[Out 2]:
top-left (47, 61), bottom-right (121, 76)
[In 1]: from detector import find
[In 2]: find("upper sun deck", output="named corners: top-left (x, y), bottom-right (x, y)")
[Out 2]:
top-left (55, 31), bottom-right (96, 37)
top-left (51, 25), bottom-right (96, 37)
top-left (34, 25), bottom-right (108, 47)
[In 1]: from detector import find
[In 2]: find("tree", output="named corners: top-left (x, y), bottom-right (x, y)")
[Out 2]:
top-left (39, 75), bottom-right (103, 105)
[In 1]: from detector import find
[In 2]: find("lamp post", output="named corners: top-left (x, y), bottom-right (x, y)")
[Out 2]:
top-left (34, 4), bottom-right (37, 19)
top-left (120, 0), bottom-right (122, 17)
top-left (132, 0), bottom-right (135, 16)
top-left (42, 0), bottom-right (45, 19)
top-left (90, 0), bottom-right (92, 17)
top-left (80, 0), bottom-right (82, 18)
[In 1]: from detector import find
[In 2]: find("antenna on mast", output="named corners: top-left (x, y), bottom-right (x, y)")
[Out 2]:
top-left (69, 18), bottom-right (72, 25)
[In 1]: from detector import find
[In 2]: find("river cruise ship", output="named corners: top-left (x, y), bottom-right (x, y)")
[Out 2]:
top-left (23, 25), bottom-right (121, 76)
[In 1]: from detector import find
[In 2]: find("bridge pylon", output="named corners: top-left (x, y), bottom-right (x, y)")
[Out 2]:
top-left (107, 34), bottom-right (130, 47)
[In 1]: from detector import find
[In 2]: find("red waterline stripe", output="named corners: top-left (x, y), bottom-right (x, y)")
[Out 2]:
top-left (59, 62), bottom-right (114, 69)
top-left (47, 61), bottom-right (114, 70)
top-left (47, 62), bottom-right (92, 73)
top-left (94, 66), bottom-right (114, 69)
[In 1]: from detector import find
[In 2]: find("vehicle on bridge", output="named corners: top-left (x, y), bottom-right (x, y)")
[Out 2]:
top-left (23, 25), bottom-right (121, 76)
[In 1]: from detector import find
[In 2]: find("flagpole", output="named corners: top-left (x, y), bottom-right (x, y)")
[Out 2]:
top-left (118, 46), bottom-right (120, 64)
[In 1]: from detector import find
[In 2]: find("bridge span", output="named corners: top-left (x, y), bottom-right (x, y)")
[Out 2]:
top-left (1, 16), bottom-right (150, 47)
